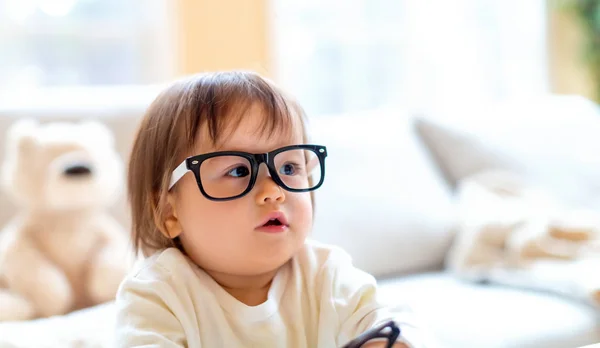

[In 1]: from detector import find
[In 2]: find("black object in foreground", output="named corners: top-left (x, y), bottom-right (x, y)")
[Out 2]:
top-left (341, 320), bottom-right (401, 348)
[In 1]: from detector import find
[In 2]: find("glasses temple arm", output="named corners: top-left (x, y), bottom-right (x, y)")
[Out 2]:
top-left (169, 160), bottom-right (189, 190)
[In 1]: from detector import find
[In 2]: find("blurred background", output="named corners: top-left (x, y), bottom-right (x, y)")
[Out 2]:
top-left (1, 1), bottom-right (600, 347)
top-left (0, 0), bottom-right (598, 116)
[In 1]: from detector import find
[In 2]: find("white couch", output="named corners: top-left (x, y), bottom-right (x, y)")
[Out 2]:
top-left (0, 87), bottom-right (598, 348)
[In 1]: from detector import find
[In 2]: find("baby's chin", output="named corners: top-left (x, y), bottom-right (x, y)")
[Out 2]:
top-left (211, 253), bottom-right (294, 278)
top-left (236, 231), bottom-right (306, 273)
top-left (181, 225), bottom-right (307, 275)
top-left (251, 235), bottom-right (305, 269)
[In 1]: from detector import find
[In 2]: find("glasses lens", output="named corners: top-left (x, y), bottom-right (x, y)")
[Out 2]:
top-left (273, 148), bottom-right (322, 190)
top-left (199, 155), bottom-right (252, 199)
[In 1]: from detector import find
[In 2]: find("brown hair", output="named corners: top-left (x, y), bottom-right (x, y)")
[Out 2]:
top-left (128, 71), bottom-right (310, 256)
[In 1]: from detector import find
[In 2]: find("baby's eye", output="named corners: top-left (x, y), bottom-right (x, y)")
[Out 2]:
top-left (226, 166), bottom-right (250, 178)
top-left (279, 163), bottom-right (299, 176)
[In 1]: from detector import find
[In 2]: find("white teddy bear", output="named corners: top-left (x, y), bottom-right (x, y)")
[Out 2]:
top-left (0, 119), bottom-right (132, 321)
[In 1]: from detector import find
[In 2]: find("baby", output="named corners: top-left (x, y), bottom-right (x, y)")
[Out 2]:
top-left (115, 71), bottom-right (425, 347)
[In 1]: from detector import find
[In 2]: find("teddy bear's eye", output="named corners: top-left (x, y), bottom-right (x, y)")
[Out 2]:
top-left (64, 163), bottom-right (93, 176)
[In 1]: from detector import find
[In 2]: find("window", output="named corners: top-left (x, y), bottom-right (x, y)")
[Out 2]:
top-left (0, 0), bottom-right (174, 90)
top-left (271, 0), bottom-right (549, 116)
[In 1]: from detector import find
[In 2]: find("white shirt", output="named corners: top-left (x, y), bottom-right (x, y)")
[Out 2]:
top-left (115, 240), bottom-right (425, 347)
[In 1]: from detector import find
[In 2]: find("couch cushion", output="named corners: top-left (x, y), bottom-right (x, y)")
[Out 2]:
top-left (0, 302), bottom-right (116, 348)
top-left (309, 108), bottom-right (456, 277)
top-left (379, 272), bottom-right (600, 348)
top-left (414, 95), bottom-right (600, 210)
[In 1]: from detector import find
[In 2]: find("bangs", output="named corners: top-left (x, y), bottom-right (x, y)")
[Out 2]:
top-left (179, 71), bottom-right (303, 151)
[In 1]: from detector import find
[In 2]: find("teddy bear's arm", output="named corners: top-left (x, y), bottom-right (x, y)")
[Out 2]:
top-left (86, 214), bottom-right (133, 304)
top-left (0, 288), bottom-right (36, 321)
top-left (1, 233), bottom-right (73, 318)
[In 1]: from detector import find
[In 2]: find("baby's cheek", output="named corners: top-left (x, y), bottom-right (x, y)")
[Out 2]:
top-left (295, 192), bottom-right (313, 230)
top-left (179, 193), bottom-right (229, 234)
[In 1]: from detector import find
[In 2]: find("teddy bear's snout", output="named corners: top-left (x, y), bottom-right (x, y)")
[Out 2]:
top-left (63, 163), bottom-right (93, 177)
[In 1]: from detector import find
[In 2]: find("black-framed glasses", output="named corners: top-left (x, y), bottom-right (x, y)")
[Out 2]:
top-left (341, 321), bottom-right (401, 348)
top-left (169, 144), bottom-right (327, 201)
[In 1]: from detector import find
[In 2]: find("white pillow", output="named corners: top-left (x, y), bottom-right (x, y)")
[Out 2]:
top-left (415, 94), bottom-right (600, 210)
top-left (308, 108), bottom-right (456, 277)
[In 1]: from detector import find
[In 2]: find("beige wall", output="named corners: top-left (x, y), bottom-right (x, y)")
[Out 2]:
top-left (547, 6), bottom-right (595, 100)
top-left (173, 0), bottom-right (271, 77)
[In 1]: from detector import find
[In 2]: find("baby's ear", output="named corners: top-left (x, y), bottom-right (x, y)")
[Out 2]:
top-left (153, 192), bottom-right (183, 239)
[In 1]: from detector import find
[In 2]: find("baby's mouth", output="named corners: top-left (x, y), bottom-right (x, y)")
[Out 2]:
top-left (256, 212), bottom-right (289, 232)
top-left (263, 218), bottom-right (283, 227)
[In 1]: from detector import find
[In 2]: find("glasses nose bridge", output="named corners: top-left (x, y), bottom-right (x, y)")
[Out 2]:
top-left (253, 152), bottom-right (277, 178)
top-left (252, 152), bottom-right (268, 171)
top-left (253, 153), bottom-right (269, 166)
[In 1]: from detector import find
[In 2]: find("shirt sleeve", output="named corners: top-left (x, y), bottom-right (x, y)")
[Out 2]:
top-left (114, 263), bottom-right (189, 348)
top-left (325, 248), bottom-right (427, 348)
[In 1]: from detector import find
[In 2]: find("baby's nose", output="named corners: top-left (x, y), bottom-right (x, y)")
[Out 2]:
top-left (255, 174), bottom-right (285, 204)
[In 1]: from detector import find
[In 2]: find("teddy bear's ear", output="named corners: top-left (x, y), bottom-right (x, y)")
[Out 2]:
top-left (6, 118), bottom-right (39, 157)
top-left (1, 119), bottom-right (39, 197)
top-left (79, 120), bottom-right (115, 147)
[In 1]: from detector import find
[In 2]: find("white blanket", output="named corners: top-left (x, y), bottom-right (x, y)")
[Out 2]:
top-left (0, 302), bottom-right (115, 348)
top-left (445, 169), bottom-right (600, 308)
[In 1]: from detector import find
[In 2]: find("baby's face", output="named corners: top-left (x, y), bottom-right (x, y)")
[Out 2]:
top-left (169, 104), bottom-right (312, 277)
